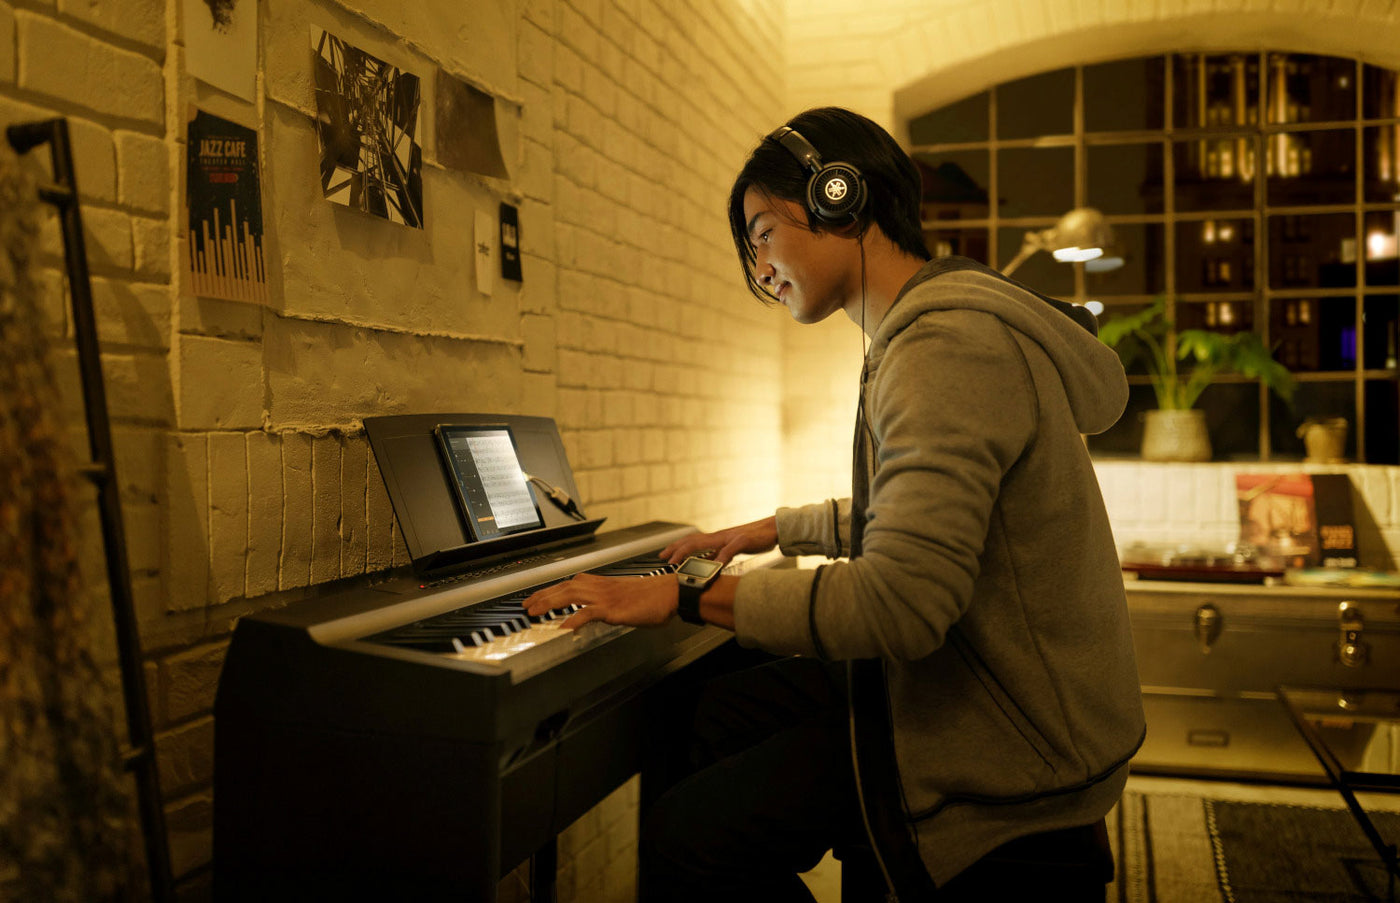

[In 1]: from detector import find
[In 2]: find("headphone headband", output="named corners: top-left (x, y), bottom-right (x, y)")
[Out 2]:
top-left (765, 125), bottom-right (868, 225)
top-left (769, 127), bottom-right (824, 174)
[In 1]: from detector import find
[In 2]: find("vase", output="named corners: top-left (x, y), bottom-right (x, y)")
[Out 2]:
top-left (1140, 409), bottom-right (1211, 462)
top-left (1298, 417), bottom-right (1348, 463)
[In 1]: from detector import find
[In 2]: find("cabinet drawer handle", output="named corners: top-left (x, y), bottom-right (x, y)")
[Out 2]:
top-left (1194, 604), bottom-right (1222, 653)
top-left (1187, 729), bottom-right (1230, 748)
top-left (1338, 602), bottom-right (1369, 668)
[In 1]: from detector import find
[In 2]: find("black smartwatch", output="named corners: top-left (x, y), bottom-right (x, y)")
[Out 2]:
top-left (675, 555), bottom-right (725, 625)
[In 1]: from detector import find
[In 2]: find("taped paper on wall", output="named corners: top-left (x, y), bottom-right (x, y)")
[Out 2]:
top-left (500, 203), bottom-right (522, 282)
top-left (436, 74), bottom-right (510, 180)
top-left (184, 108), bottom-right (268, 303)
top-left (475, 209), bottom-right (496, 296)
top-left (184, 0), bottom-right (258, 102)
top-left (311, 27), bottom-right (423, 228)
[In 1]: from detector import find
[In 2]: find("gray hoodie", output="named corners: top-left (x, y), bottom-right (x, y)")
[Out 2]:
top-left (733, 260), bottom-right (1145, 886)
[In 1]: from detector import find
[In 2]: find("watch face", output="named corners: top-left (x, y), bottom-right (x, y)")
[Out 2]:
top-left (678, 556), bottom-right (724, 580)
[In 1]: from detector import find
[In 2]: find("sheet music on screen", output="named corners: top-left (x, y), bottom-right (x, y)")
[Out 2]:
top-left (466, 433), bottom-right (538, 529)
top-left (437, 426), bottom-right (544, 540)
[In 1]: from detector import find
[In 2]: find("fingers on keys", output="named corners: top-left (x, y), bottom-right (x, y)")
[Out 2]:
top-left (525, 576), bottom-right (586, 619)
top-left (662, 536), bottom-right (719, 565)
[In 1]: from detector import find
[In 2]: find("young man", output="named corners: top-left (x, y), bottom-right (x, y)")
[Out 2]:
top-left (526, 107), bottom-right (1144, 901)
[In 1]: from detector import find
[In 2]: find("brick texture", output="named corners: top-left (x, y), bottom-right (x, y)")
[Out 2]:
top-left (15, 11), bottom-right (163, 125)
top-left (114, 129), bottom-right (170, 214)
top-left (0, 3), bottom-right (14, 85)
top-left (56, 0), bottom-right (166, 51)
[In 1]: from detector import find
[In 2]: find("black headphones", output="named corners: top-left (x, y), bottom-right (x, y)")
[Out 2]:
top-left (767, 126), bottom-right (868, 225)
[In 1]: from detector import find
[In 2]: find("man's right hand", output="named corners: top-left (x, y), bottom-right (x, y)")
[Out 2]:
top-left (661, 516), bottom-right (779, 566)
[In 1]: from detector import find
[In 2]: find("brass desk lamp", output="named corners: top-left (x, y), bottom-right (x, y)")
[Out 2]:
top-left (1001, 207), bottom-right (1124, 276)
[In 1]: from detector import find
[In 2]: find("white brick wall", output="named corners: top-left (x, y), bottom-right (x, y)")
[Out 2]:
top-left (7, 0), bottom-right (788, 893)
top-left (1096, 461), bottom-right (1400, 568)
top-left (16, 12), bottom-right (164, 125)
top-left (0, 3), bottom-right (15, 86)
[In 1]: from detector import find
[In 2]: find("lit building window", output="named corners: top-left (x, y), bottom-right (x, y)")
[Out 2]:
top-left (909, 51), bottom-right (1400, 462)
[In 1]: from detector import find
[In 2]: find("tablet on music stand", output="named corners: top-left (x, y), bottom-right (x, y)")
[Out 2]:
top-left (434, 424), bottom-right (545, 541)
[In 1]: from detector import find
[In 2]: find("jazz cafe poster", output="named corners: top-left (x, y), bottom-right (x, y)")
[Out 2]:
top-left (184, 108), bottom-right (268, 303)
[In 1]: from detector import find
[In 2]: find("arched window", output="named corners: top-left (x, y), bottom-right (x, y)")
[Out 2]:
top-left (909, 53), bottom-right (1400, 463)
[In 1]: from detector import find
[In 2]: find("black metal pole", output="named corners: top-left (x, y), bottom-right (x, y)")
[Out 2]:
top-left (6, 117), bottom-right (175, 903)
top-left (530, 838), bottom-right (558, 903)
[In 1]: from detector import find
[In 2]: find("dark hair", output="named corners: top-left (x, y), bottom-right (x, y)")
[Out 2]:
top-left (727, 107), bottom-right (931, 302)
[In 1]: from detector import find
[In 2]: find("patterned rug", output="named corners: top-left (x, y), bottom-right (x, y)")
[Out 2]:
top-left (1109, 791), bottom-right (1400, 902)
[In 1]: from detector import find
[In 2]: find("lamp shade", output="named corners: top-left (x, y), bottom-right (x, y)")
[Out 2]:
top-left (1001, 207), bottom-right (1124, 276)
top-left (1045, 208), bottom-right (1115, 263)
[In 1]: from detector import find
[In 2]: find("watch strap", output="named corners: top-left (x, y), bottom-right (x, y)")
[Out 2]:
top-left (676, 582), bottom-right (706, 625)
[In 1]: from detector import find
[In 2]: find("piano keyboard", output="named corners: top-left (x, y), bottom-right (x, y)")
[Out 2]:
top-left (362, 552), bottom-right (677, 674)
top-left (215, 520), bottom-right (783, 900)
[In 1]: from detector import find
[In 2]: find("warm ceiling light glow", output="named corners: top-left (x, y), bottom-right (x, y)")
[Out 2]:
top-left (1052, 246), bottom-right (1104, 262)
top-left (1084, 300), bottom-right (1105, 316)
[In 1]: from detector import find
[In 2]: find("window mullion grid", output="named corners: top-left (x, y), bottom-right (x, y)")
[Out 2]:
top-left (1355, 56), bottom-right (1368, 461)
top-left (989, 87), bottom-right (999, 272)
top-left (1164, 53), bottom-right (1178, 385)
top-left (909, 50), bottom-right (1400, 462)
top-left (1256, 51), bottom-right (1272, 459)
top-left (1074, 65), bottom-right (1086, 304)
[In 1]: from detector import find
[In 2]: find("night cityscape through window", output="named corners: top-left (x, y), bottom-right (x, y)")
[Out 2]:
top-left (909, 53), bottom-right (1400, 463)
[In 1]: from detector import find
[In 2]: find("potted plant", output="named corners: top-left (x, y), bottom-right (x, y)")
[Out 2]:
top-left (1097, 298), bottom-right (1296, 461)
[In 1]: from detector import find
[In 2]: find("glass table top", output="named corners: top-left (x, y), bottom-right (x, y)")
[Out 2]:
top-left (1279, 687), bottom-right (1400, 787)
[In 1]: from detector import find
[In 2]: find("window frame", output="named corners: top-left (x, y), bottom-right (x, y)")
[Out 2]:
top-left (908, 52), bottom-right (1400, 462)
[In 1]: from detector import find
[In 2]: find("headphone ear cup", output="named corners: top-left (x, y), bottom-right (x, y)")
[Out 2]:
top-left (807, 162), bottom-right (867, 223)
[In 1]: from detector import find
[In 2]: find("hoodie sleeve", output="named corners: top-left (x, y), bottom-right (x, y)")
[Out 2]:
top-left (735, 310), bottom-right (1036, 660)
top-left (775, 499), bottom-right (852, 558)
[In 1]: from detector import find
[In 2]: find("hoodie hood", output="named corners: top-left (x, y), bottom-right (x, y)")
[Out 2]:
top-left (867, 259), bottom-right (1129, 436)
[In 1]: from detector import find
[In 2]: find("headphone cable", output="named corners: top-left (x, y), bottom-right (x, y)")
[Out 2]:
top-left (524, 473), bottom-right (587, 521)
top-left (858, 234), bottom-right (876, 450)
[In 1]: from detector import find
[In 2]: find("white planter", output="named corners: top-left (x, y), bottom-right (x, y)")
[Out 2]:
top-left (1298, 417), bottom-right (1348, 463)
top-left (1141, 409), bottom-right (1211, 462)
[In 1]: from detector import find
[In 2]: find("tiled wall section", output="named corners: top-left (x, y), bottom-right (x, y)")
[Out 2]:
top-left (1096, 461), bottom-right (1400, 569)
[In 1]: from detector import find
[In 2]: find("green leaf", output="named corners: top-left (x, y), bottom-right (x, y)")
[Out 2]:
top-left (1097, 298), bottom-right (1168, 349)
top-left (1095, 296), bottom-right (1296, 410)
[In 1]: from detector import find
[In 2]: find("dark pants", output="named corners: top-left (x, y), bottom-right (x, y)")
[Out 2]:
top-left (639, 649), bottom-right (863, 903)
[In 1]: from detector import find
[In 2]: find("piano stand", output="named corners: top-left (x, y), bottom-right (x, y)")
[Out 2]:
top-left (213, 541), bottom-right (738, 900)
top-left (212, 524), bottom-right (785, 901)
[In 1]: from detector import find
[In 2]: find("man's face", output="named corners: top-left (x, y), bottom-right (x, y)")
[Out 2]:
top-left (742, 186), bottom-right (856, 324)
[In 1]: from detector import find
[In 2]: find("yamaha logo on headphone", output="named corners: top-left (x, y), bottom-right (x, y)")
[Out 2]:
top-left (766, 126), bottom-right (868, 224)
